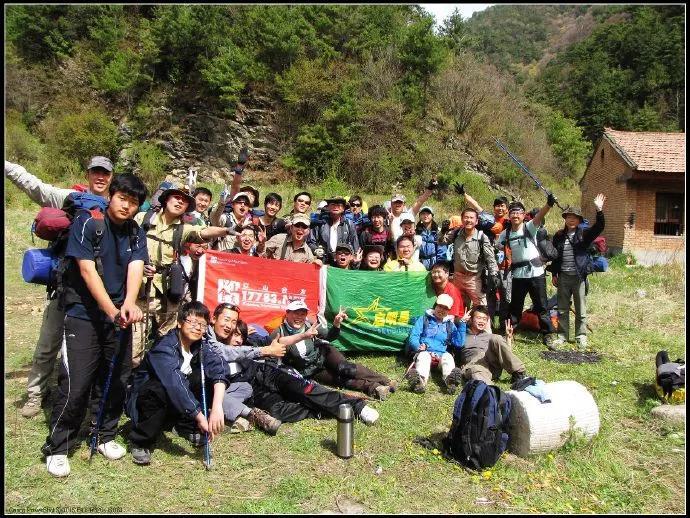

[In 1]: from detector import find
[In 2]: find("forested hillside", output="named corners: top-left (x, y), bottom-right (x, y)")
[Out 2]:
top-left (4, 5), bottom-right (683, 203)
top-left (448, 4), bottom-right (685, 141)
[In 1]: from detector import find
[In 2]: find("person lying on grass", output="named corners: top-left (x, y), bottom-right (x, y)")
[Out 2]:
top-left (405, 294), bottom-right (466, 395)
top-left (271, 300), bottom-right (396, 401)
top-left (126, 301), bottom-right (227, 466)
top-left (208, 307), bottom-right (379, 433)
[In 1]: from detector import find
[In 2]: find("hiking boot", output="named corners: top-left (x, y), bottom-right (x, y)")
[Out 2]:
top-left (229, 417), bottom-right (254, 433)
top-left (131, 446), bottom-right (151, 465)
top-left (374, 384), bottom-right (391, 401)
top-left (510, 370), bottom-right (527, 385)
top-left (97, 440), bottom-right (126, 460)
top-left (46, 454), bottom-right (70, 477)
top-left (444, 368), bottom-right (463, 395)
top-left (248, 408), bottom-right (282, 436)
top-left (575, 335), bottom-right (588, 350)
top-left (358, 405), bottom-right (379, 426)
top-left (21, 396), bottom-right (42, 418)
top-left (406, 368), bottom-right (426, 393)
top-left (388, 379), bottom-right (398, 393)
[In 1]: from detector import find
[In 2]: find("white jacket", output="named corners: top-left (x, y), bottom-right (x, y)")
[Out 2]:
top-left (5, 161), bottom-right (76, 208)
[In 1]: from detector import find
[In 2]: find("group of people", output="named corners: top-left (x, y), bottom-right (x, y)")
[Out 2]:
top-left (5, 154), bottom-right (606, 478)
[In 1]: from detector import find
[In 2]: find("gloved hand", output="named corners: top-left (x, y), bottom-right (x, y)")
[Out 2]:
top-left (453, 182), bottom-right (465, 196)
top-left (232, 165), bottom-right (244, 175)
top-left (440, 220), bottom-right (450, 234)
top-left (426, 178), bottom-right (439, 191)
top-left (547, 192), bottom-right (557, 207)
top-left (237, 146), bottom-right (249, 165)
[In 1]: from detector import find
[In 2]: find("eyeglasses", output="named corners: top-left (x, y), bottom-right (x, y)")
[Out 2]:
top-left (296, 198), bottom-right (311, 205)
top-left (183, 319), bottom-right (208, 330)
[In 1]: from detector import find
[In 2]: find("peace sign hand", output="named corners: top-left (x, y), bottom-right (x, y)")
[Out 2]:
top-left (505, 319), bottom-right (514, 343)
top-left (333, 306), bottom-right (348, 327)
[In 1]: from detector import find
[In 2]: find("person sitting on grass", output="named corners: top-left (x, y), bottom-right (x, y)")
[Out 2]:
top-left (126, 301), bottom-right (227, 466)
top-left (272, 300), bottom-right (397, 401)
top-left (405, 294), bottom-right (466, 394)
top-left (211, 314), bottom-right (379, 431)
top-left (457, 305), bottom-right (528, 386)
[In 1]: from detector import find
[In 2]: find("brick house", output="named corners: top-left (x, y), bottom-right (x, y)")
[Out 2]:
top-left (580, 128), bottom-right (685, 265)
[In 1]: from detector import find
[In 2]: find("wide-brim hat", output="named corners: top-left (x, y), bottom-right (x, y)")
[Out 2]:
top-left (159, 188), bottom-right (196, 212)
top-left (239, 185), bottom-right (260, 208)
top-left (562, 206), bottom-right (584, 220)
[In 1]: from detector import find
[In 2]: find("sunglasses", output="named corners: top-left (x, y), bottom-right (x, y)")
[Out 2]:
top-left (217, 303), bottom-right (240, 313)
top-left (350, 203), bottom-right (362, 207)
top-left (296, 198), bottom-right (311, 205)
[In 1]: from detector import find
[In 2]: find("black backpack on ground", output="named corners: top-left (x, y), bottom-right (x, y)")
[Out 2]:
top-left (442, 380), bottom-right (512, 470)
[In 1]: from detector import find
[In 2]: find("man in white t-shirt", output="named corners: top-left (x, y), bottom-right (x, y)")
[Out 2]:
top-left (497, 195), bottom-right (560, 349)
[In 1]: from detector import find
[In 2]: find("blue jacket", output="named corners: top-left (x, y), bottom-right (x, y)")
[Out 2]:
top-left (127, 329), bottom-right (228, 424)
top-left (415, 222), bottom-right (448, 270)
top-left (407, 310), bottom-right (466, 355)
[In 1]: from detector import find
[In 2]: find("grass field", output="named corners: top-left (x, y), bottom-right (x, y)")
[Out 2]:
top-left (3, 204), bottom-right (685, 514)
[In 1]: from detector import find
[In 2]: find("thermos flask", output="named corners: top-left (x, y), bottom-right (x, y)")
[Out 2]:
top-left (336, 403), bottom-right (354, 458)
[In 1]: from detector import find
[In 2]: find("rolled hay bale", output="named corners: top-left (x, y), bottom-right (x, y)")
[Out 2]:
top-left (507, 380), bottom-right (599, 457)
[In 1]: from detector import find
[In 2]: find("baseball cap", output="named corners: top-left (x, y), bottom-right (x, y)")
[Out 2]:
top-left (391, 194), bottom-right (406, 203)
top-left (239, 185), bottom-right (260, 207)
top-left (286, 300), bottom-right (309, 312)
top-left (400, 213), bottom-right (415, 224)
top-left (419, 206), bottom-right (434, 215)
top-left (232, 192), bottom-right (251, 203)
top-left (335, 243), bottom-right (354, 254)
top-left (87, 156), bottom-right (114, 172)
top-left (435, 294), bottom-right (454, 309)
top-left (317, 200), bottom-right (328, 210)
top-left (291, 213), bottom-right (311, 226)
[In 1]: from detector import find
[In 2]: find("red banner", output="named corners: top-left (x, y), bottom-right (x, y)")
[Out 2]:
top-left (197, 250), bottom-right (321, 331)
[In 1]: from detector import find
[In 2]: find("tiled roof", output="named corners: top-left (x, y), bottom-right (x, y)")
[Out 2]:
top-left (604, 127), bottom-right (685, 173)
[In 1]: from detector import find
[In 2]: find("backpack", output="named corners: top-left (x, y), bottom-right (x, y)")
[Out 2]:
top-left (590, 236), bottom-right (608, 255)
top-left (655, 351), bottom-right (685, 404)
top-left (442, 380), bottom-right (512, 470)
top-left (23, 192), bottom-right (108, 289)
top-left (502, 224), bottom-right (556, 271)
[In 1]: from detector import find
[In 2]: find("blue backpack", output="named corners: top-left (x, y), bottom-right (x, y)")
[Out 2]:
top-left (443, 380), bottom-right (512, 470)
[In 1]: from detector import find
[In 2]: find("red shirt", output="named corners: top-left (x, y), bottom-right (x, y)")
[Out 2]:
top-left (435, 281), bottom-right (465, 317)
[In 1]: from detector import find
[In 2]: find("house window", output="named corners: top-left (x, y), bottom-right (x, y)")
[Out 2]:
top-left (654, 192), bottom-right (684, 236)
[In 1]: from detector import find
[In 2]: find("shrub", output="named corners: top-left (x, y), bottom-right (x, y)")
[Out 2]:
top-left (129, 141), bottom-right (169, 187)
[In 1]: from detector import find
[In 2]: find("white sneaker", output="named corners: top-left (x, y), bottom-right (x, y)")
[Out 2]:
top-left (358, 405), bottom-right (379, 426)
top-left (575, 335), bottom-right (588, 349)
top-left (46, 454), bottom-right (70, 477)
top-left (97, 441), bottom-right (126, 460)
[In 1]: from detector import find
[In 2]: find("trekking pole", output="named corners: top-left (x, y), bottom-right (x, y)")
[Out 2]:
top-left (494, 138), bottom-right (564, 210)
top-left (142, 278), bottom-right (152, 354)
top-left (89, 316), bottom-right (127, 461)
top-left (199, 344), bottom-right (212, 470)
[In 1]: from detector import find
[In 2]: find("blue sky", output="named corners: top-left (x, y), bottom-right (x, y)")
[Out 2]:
top-left (419, 4), bottom-right (492, 26)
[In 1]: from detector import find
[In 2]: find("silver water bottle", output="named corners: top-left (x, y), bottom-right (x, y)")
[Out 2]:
top-left (336, 403), bottom-right (354, 459)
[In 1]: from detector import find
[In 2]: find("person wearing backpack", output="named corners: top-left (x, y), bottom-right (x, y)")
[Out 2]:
top-left (439, 208), bottom-right (500, 309)
top-left (415, 206), bottom-right (448, 271)
top-left (307, 196), bottom-right (360, 265)
top-left (406, 294), bottom-right (467, 394)
top-left (497, 196), bottom-right (560, 349)
top-left (549, 194), bottom-right (606, 349)
top-left (132, 187), bottom-right (242, 368)
top-left (211, 192), bottom-right (253, 251)
top-left (6, 156), bottom-right (114, 419)
top-left (41, 173), bottom-right (148, 477)
top-left (457, 305), bottom-right (528, 386)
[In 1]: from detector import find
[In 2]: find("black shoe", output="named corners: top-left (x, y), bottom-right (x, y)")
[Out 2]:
top-left (131, 446), bottom-right (151, 465)
top-left (444, 368), bottom-right (463, 395)
top-left (173, 426), bottom-right (206, 448)
top-left (511, 372), bottom-right (536, 391)
top-left (406, 368), bottom-right (426, 393)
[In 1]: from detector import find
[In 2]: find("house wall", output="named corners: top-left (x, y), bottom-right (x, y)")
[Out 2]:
top-left (580, 138), bottom-right (634, 251)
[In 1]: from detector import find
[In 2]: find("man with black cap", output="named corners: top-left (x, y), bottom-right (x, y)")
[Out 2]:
top-left (333, 243), bottom-right (358, 269)
top-left (133, 186), bottom-right (242, 367)
top-left (497, 193), bottom-right (560, 348)
top-left (6, 156), bottom-right (115, 418)
top-left (550, 194), bottom-right (606, 349)
top-left (308, 196), bottom-right (360, 265)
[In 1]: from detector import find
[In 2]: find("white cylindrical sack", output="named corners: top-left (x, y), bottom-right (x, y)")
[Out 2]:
top-left (506, 380), bottom-right (600, 457)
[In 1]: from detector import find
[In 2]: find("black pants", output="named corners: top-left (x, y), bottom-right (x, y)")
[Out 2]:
top-left (44, 316), bottom-right (132, 455)
top-left (128, 367), bottom-right (211, 448)
top-left (251, 363), bottom-right (366, 422)
top-left (312, 344), bottom-right (390, 397)
top-left (509, 275), bottom-right (555, 334)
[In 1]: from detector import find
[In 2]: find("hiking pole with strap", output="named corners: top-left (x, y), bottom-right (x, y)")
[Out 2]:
top-left (89, 315), bottom-right (127, 461)
top-left (494, 138), bottom-right (564, 210)
top-left (199, 344), bottom-right (212, 470)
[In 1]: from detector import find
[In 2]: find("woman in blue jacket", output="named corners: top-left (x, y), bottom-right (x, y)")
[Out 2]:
top-left (415, 206), bottom-right (448, 270)
top-left (406, 294), bottom-right (469, 394)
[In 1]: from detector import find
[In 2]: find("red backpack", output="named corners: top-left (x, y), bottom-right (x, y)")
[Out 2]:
top-left (33, 208), bottom-right (72, 241)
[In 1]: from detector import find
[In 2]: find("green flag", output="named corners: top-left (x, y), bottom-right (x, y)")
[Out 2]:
top-left (323, 267), bottom-right (437, 352)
